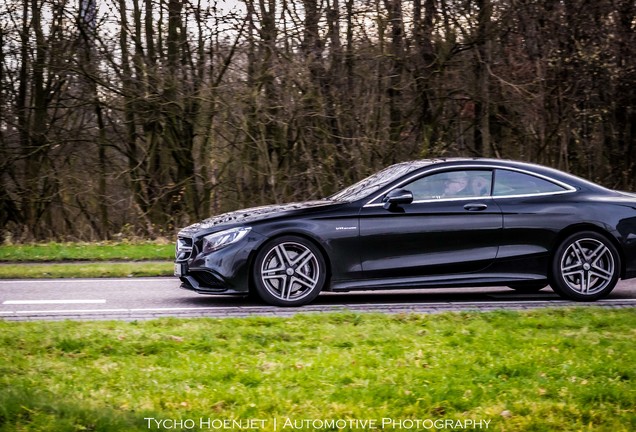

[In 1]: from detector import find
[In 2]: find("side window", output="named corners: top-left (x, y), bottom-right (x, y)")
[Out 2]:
top-left (493, 170), bottom-right (567, 196)
top-left (403, 170), bottom-right (493, 200)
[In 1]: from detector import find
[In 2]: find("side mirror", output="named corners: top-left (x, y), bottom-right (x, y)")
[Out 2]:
top-left (382, 189), bottom-right (413, 210)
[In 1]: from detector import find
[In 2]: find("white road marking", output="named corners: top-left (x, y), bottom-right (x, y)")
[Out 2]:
top-left (7, 307), bottom-right (233, 314)
top-left (3, 299), bottom-right (107, 305)
top-left (14, 309), bottom-right (128, 314)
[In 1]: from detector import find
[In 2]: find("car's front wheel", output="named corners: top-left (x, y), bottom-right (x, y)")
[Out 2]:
top-left (550, 231), bottom-right (620, 301)
top-left (252, 236), bottom-right (327, 306)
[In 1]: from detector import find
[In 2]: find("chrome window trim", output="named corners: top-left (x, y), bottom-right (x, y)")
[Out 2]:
top-left (363, 164), bottom-right (577, 207)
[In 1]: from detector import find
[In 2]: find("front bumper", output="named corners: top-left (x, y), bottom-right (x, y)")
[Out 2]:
top-left (174, 230), bottom-right (267, 295)
top-left (178, 273), bottom-right (247, 295)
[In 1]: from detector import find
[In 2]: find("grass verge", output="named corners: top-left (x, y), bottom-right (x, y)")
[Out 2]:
top-left (0, 262), bottom-right (173, 279)
top-left (0, 309), bottom-right (634, 431)
top-left (0, 241), bottom-right (173, 262)
top-left (0, 241), bottom-right (174, 278)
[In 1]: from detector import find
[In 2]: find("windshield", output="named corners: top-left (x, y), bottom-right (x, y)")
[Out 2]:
top-left (329, 161), bottom-right (431, 202)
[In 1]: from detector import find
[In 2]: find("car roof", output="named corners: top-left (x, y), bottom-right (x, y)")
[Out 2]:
top-left (401, 158), bottom-right (608, 191)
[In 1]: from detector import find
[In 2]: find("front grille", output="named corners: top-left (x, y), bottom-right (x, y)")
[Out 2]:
top-left (175, 236), bottom-right (194, 262)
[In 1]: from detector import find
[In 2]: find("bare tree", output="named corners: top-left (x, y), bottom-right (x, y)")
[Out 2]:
top-left (1, 0), bottom-right (634, 241)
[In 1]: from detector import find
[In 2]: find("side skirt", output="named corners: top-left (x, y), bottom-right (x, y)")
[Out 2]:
top-left (328, 273), bottom-right (548, 292)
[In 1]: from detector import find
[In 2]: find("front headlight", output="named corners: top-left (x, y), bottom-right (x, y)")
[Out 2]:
top-left (201, 227), bottom-right (252, 254)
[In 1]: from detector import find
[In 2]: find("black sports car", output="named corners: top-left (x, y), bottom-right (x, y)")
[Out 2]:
top-left (175, 158), bottom-right (636, 306)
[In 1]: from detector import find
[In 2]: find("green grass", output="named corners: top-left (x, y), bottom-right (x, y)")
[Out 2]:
top-left (0, 241), bottom-right (174, 262)
top-left (0, 309), bottom-right (634, 431)
top-left (0, 262), bottom-right (173, 279)
top-left (0, 241), bottom-right (174, 278)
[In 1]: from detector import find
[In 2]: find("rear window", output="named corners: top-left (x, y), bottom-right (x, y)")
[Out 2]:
top-left (493, 170), bottom-right (567, 196)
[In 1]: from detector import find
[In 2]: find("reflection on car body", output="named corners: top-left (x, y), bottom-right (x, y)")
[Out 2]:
top-left (175, 158), bottom-right (636, 306)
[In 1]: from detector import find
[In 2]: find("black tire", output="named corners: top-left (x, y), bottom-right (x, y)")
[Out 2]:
top-left (252, 236), bottom-right (327, 306)
top-left (550, 231), bottom-right (621, 301)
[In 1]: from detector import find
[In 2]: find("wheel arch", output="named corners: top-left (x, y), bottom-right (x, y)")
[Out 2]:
top-left (550, 223), bottom-right (626, 279)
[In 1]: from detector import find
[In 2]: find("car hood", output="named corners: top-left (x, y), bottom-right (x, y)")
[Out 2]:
top-left (178, 200), bottom-right (339, 237)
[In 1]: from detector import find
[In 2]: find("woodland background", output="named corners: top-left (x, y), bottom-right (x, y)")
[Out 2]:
top-left (1, 0), bottom-right (634, 241)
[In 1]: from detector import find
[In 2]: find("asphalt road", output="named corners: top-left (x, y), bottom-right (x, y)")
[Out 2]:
top-left (1, 277), bottom-right (635, 321)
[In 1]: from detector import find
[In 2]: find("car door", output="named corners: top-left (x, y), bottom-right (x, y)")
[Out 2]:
top-left (491, 168), bottom-right (577, 264)
top-left (358, 169), bottom-right (503, 279)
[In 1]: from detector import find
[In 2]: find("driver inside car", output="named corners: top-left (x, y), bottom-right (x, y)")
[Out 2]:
top-left (443, 171), bottom-right (470, 196)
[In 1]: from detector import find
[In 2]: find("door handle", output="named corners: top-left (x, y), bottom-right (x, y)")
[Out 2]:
top-left (464, 203), bottom-right (488, 211)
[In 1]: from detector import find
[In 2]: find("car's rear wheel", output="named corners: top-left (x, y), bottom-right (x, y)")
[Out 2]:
top-left (550, 231), bottom-right (620, 301)
top-left (252, 236), bottom-right (327, 306)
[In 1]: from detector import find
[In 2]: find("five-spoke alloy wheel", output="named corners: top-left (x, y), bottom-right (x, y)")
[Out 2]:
top-left (551, 231), bottom-right (621, 301)
top-left (253, 236), bottom-right (327, 306)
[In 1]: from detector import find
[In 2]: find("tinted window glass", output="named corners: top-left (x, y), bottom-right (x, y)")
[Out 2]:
top-left (493, 170), bottom-right (567, 196)
top-left (403, 170), bottom-right (493, 200)
top-left (330, 161), bottom-right (431, 202)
